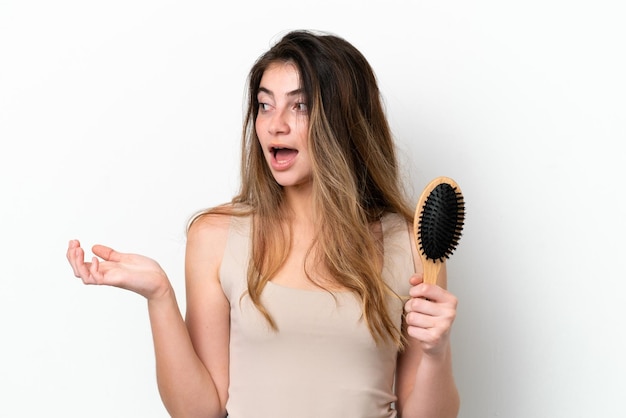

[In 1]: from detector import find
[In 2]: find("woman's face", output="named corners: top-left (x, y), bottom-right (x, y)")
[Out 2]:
top-left (255, 62), bottom-right (312, 189)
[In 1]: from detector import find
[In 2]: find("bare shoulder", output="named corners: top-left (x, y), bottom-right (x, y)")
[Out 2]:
top-left (187, 212), bottom-right (232, 244)
top-left (185, 210), bottom-right (234, 280)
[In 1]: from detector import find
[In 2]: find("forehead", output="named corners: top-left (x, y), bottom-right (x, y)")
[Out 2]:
top-left (258, 62), bottom-right (302, 93)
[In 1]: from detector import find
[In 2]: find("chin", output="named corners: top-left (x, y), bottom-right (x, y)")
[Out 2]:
top-left (273, 175), bottom-right (313, 189)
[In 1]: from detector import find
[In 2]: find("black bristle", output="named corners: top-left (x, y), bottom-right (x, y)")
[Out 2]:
top-left (418, 183), bottom-right (465, 262)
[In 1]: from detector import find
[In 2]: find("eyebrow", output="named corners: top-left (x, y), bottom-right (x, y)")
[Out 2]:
top-left (257, 87), bottom-right (305, 97)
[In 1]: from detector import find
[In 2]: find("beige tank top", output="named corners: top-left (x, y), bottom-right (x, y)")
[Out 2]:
top-left (220, 213), bottom-right (415, 417)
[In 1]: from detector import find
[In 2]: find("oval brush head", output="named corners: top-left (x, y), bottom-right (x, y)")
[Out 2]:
top-left (413, 176), bottom-right (465, 284)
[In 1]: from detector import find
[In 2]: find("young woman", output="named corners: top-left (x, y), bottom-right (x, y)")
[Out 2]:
top-left (67, 30), bottom-right (460, 418)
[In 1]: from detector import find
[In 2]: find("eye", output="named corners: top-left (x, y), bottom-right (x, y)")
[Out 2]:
top-left (258, 102), bottom-right (270, 112)
top-left (294, 102), bottom-right (308, 113)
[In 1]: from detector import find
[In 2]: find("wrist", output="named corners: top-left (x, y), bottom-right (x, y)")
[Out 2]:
top-left (420, 343), bottom-right (453, 367)
top-left (147, 281), bottom-right (175, 305)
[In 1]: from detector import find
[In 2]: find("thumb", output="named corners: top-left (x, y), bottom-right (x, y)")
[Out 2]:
top-left (409, 273), bottom-right (424, 286)
top-left (92, 245), bottom-right (122, 262)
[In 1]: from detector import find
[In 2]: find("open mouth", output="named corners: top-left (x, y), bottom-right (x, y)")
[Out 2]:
top-left (271, 146), bottom-right (298, 162)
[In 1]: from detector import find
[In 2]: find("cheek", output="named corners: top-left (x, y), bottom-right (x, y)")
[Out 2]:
top-left (255, 121), bottom-right (270, 149)
top-left (295, 120), bottom-right (309, 147)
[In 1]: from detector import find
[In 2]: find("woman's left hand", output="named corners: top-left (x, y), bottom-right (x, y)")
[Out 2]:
top-left (404, 274), bottom-right (458, 358)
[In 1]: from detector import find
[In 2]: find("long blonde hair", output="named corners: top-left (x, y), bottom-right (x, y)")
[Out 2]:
top-left (191, 30), bottom-right (413, 347)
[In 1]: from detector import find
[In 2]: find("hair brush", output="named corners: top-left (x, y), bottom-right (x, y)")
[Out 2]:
top-left (413, 176), bottom-right (465, 285)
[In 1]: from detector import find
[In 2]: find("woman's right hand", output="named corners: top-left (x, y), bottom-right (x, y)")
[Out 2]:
top-left (66, 239), bottom-right (171, 301)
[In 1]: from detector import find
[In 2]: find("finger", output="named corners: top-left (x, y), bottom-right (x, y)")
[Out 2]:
top-left (405, 311), bottom-right (435, 329)
top-left (88, 256), bottom-right (104, 284)
top-left (66, 243), bottom-right (79, 275)
top-left (92, 245), bottom-right (122, 262)
top-left (67, 239), bottom-right (80, 254)
top-left (406, 325), bottom-right (430, 342)
top-left (405, 310), bottom-right (454, 348)
top-left (406, 325), bottom-right (448, 350)
top-left (404, 296), bottom-right (442, 317)
top-left (70, 246), bottom-right (93, 279)
top-left (66, 240), bottom-right (81, 271)
top-left (409, 282), bottom-right (449, 301)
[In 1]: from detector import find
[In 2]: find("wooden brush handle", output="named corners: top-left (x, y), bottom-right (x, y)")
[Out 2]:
top-left (413, 176), bottom-right (461, 285)
top-left (420, 257), bottom-right (444, 286)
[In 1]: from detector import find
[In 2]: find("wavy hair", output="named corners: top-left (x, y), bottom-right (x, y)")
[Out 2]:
top-left (191, 30), bottom-right (414, 347)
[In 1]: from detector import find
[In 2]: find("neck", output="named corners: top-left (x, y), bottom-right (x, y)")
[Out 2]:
top-left (282, 183), bottom-right (315, 225)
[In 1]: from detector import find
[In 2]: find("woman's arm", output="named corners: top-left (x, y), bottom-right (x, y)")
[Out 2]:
top-left (148, 284), bottom-right (226, 418)
top-left (66, 214), bottom-right (231, 418)
top-left (394, 229), bottom-right (460, 417)
top-left (180, 213), bottom-right (231, 415)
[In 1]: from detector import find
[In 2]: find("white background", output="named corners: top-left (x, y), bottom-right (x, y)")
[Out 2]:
top-left (1, 1), bottom-right (624, 417)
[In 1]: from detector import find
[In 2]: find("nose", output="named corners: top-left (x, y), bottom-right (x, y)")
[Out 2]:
top-left (268, 108), bottom-right (290, 135)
